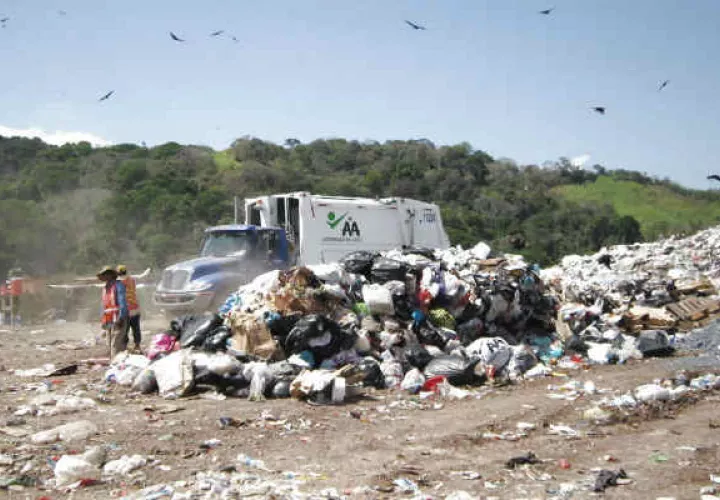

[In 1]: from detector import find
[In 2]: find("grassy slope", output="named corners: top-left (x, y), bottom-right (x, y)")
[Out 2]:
top-left (213, 150), bottom-right (241, 171)
top-left (555, 176), bottom-right (720, 239)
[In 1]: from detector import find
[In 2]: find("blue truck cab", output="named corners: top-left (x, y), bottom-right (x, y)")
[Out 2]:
top-left (153, 225), bottom-right (290, 316)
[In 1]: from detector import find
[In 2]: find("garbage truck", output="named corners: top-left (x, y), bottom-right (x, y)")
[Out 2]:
top-left (153, 192), bottom-right (450, 315)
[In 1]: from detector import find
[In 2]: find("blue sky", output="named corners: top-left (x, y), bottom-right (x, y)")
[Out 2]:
top-left (0, 0), bottom-right (718, 188)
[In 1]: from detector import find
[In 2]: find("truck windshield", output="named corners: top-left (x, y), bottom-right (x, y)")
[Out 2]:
top-left (200, 231), bottom-right (254, 257)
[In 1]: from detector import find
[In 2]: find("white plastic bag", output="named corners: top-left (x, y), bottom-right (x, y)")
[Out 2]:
top-left (32, 420), bottom-right (98, 444)
top-left (362, 284), bottom-right (395, 316)
top-left (470, 242), bottom-right (491, 260)
top-left (587, 342), bottom-right (613, 365)
top-left (103, 454), bottom-right (147, 476)
top-left (48, 396), bottom-right (97, 416)
top-left (55, 455), bottom-right (100, 487)
top-left (307, 263), bottom-right (348, 285)
top-left (151, 350), bottom-right (194, 398)
top-left (634, 384), bottom-right (671, 402)
top-left (380, 354), bottom-right (403, 389)
top-left (400, 368), bottom-right (425, 393)
top-left (466, 337), bottom-right (512, 368)
top-left (206, 353), bottom-right (242, 376)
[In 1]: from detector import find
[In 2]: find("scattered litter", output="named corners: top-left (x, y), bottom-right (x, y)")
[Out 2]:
top-left (593, 469), bottom-right (629, 492)
top-left (505, 452), bottom-right (540, 469)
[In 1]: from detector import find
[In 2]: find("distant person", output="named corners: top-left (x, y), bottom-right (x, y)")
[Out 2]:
top-left (97, 266), bottom-right (128, 357)
top-left (117, 265), bottom-right (142, 352)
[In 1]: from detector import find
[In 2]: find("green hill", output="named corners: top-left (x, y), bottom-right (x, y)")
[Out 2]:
top-left (555, 176), bottom-right (720, 240)
top-left (1, 135), bottom-right (718, 277)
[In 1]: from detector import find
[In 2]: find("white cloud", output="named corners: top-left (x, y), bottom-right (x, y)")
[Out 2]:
top-left (570, 154), bottom-right (591, 168)
top-left (0, 125), bottom-right (112, 147)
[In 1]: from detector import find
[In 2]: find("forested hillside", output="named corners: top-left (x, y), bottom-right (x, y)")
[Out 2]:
top-left (1, 135), bottom-right (718, 277)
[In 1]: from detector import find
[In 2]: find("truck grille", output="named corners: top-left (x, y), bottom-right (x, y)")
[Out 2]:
top-left (161, 270), bottom-right (190, 291)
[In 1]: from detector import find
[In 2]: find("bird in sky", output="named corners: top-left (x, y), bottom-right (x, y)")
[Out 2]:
top-left (658, 80), bottom-right (670, 92)
top-left (170, 32), bottom-right (185, 42)
top-left (58, 10), bottom-right (67, 16)
top-left (232, 36), bottom-right (239, 43)
top-left (405, 20), bottom-right (426, 30)
top-left (1, 17), bottom-right (9, 26)
top-left (707, 175), bottom-right (720, 182)
top-left (210, 30), bottom-right (224, 37)
top-left (98, 90), bottom-right (114, 102)
top-left (592, 106), bottom-right (606, 115)
top-left (539, 8), bottom-right (554, 15)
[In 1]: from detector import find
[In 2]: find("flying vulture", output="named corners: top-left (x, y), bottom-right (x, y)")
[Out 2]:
top-left (170, 32), bottom-right (185, 42)
top-left (210, 30), bottom-right (224, 37)
top-left (592, 106), bottom-right (606, 115)
top-left (658, 80), bottom-right (670, 91)
top-left (707, 175), bottom-right (720, 182)
top-left (539, 8), bottom-right (554, 15)
top-left (98, 90), bottom-right (114, 102)
top-left (405, 20), bottom-right (426, 30)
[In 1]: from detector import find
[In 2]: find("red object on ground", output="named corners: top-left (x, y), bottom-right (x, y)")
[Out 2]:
top-left (558, 458), bottom-right (571, 469)
top-left (422, 376), bottom-right (447, 392)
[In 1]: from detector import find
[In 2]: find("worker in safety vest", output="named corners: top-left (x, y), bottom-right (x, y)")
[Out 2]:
top-left (117, 264), bottom-right (142, 352)
top-left (97, 266), bottom-right (129, 357)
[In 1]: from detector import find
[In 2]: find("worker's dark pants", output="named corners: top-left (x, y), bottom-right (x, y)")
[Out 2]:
top-left (127, 313), bottom-right (142, 345)
top-left (107, 319), bottom-right (128, 359)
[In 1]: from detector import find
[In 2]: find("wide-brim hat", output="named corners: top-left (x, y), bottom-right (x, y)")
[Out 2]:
top-left (97, 266), bottom-right (118, 279)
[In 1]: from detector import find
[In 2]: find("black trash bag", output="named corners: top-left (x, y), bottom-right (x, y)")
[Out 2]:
top-left (392, 294), bottom-right (413, 321)
top-left (637, 330), bottom-right (674, 357)
top-left (356, 358), bottom-right (385, 389)
top-left (284, 314), bottom-right (326, 354)
top-left (402, 246), bottom-right (436, 260)
top-left (370, 258), bottom-right (408, 284)
top-left (131, 369), bottom-right (157, 394)
top-left (565, 334), bottom-right (589, 355)
top-left (593, 469), bottom-right (628, 492)
top-left (267, 313), bottom-right (303, 342)
top-left (180, 314), bottom-right (224, 348)
top-left (272, 380), bottom-right (292, 398)
top-left (340, 251), bottom-right (378, 277)
top-left (284, 315), bottom-right (357, 363)
top-left (311, 328), bottom-right (357, 363)
top-left (505, 452), bottom-right (540, 469)
top-left (267, 361), bottom-right (302, 381)
top-left (405, 344), bottom-right (434, 370)
top-left (193, 367), bottom-right (249, 393)
top-left (415, 325), bottom-right (448, 349)
top-left (202, 325), bottom-right (233, 352)
top-left (457, 318), bottom-right (484, 345)
top-left (423, 355), bottom-right (485, 386)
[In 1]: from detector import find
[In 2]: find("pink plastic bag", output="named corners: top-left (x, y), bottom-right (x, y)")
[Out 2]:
top-left (147, 333), bottom-right (179, 361)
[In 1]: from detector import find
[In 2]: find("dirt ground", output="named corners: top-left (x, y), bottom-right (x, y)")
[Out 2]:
top-left (0, 318), bottom-right (719, 499)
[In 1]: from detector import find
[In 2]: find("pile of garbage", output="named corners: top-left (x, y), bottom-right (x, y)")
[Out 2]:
top-left (105, 236), bottom-right (716, 403)
top-left (543, 226), bottom-right (720, 303)
top-left (538, 227), bottom-right (720, 364)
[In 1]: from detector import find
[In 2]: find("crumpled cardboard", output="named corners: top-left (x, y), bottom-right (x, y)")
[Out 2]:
top-left (228, 312), bottom-right (279, 359)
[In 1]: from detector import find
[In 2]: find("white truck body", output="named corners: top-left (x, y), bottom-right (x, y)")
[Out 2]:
top-left (244, 192), bottom-right (450, 265)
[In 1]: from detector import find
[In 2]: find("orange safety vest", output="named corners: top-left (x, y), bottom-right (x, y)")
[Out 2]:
top-left (102, 283), bottom-right (119, 325)
top-left (121, 276), bottom-right (139, 312)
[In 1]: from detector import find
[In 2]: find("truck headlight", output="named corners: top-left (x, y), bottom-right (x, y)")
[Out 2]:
top-left (186, 281), bottom-right (214, 292)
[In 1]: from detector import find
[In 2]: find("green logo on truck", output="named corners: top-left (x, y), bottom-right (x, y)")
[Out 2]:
top-left (326, 211), bottom-right (348, 229)
top-left (326, 211), bottom-right (361, 239)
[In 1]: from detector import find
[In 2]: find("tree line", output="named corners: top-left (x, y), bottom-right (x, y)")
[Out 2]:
top-left (0, 134), bottom-right (713, 278)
